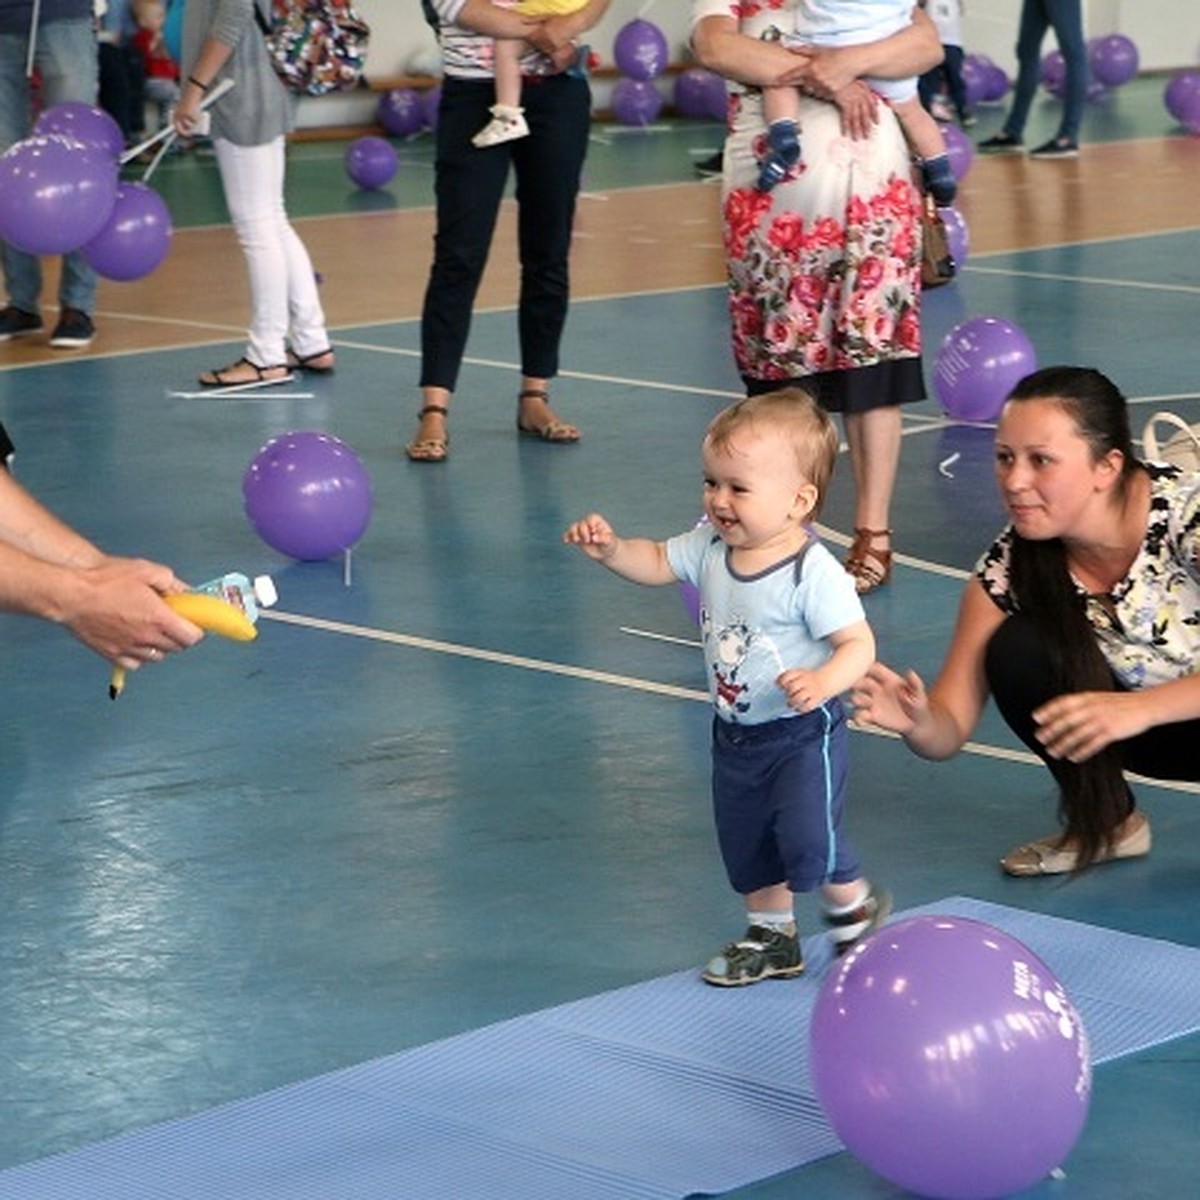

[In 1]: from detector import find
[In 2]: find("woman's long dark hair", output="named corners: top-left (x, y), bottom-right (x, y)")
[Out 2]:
top-left (1003, 367), bottom-right (1140, 869)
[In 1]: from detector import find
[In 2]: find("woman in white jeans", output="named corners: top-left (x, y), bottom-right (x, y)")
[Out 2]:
top-left (173, 0), bottom-right (333, 386)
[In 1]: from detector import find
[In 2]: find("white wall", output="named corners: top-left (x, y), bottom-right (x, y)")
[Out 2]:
top-left (301, 0), bottom-right (1200, 128)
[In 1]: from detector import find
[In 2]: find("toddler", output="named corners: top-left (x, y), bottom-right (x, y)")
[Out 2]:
top-left (565, 390), bottom-right (891, 985)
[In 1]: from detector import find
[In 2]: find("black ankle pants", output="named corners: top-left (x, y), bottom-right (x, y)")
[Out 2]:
top-left (984, 613), bottom-right (1200, 794)
top-left (419, 74), bottom-right (592, 393)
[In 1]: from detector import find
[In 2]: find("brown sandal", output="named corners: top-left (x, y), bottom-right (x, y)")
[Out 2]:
top-left (845, 527), bottom-right (893, 594)
top-left (405, 404), bottom-right (450, 463)
top-left (516, 388), bottom-right (580, 443)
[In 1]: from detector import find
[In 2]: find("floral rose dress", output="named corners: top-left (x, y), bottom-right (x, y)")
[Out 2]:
top-left (694, 0), bottom-right (925, 403)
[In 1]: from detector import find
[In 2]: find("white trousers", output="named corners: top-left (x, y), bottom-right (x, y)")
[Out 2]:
top-left (214, 136), bottom-right (328, 367)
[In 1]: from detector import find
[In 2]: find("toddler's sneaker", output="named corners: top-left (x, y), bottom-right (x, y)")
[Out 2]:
top-left (48, 308), bottom-right (95, 349)
top-left (472, 105), bottom-right (529, 149)
top-left (823, 883), bottom-right (892, 956)
top-left (756, 119), bottom-right (800, 192)
top-left (702, 924), bottom-right (804, 986)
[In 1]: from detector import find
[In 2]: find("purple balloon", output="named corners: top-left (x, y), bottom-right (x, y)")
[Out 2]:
top-left (419, 84), bottom-right (441, 132)
top-left (941, 123), bottom-right (974, 181)
top-left (934, 316), bottom-right (1038, 423)
top-left (377, 88), bottom-right (423, 138)
top-left (1041, 49), bottom-right (1066, 96)
top-left (612, 19), bottom-right (668, 82)
top-left (981, 63), bottom-right (1010, 103)
top-left (611, 77), bottom-right (663, 127)
top-left (811, 915), bottom-right (1092, 1200)
top-left (345, 135), bottom-right (397, 189)
top-left (674, 67), bottom-right (721, 118)
top-left (81, 182), bottom-right (172, 280)
top-left (679, 580), bottom-right (700, 626)
top-left (1090, 33), bottom-right (1139, 88)
top-left (0, 134), bottom-right (118, 255)
top-left (939, 203), bottom-right (969, 268)
top-left (959, 58), bottom-right (989, 109)
top-left (243, 431), bottom-right (374, 561)
top-left (33, 101), bottom-right (125, 161)
top-left (1165, 71), bottom-right (1200, 131)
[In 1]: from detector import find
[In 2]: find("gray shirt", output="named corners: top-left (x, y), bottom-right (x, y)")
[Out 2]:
top-left (181, 0), bottom-right (296, 145)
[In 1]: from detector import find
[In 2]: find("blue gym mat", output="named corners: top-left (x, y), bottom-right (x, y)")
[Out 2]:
top-left (4, 897), bottom-right (1199, 1199)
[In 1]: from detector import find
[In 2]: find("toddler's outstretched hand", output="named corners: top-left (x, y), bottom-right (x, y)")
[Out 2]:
top-left (563, 513), bottom-right (617, 561)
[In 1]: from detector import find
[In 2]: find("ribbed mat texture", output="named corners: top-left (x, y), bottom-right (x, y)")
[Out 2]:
top-left (3, 898), bottom-right (1198, 1199)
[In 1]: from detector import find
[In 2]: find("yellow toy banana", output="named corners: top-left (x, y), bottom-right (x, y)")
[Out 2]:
top-left (108, 573), bottom-right (274, 700)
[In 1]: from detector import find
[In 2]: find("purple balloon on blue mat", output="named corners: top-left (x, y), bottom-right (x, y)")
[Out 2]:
top-left (345, 135), bottom-right (397, 190)
top-left (243, 431), bottom-right (374, 561)
top-left (811, 915), bottom-right (1091, 1200)
top-left (33, 101), bottom-right (125, 161)
top-left (0, 134), bottom-right (118, 255)
top-left (613, 19), bottom-right (668, 82)
top-left (1041, 49), bottom-right (1066, 97)
top-left (934, 315), bottom-right (1037, 423)
top-left (81, 181), bottom-right (172, 280)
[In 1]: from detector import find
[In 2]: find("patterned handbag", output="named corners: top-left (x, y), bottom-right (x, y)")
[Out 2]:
top-left (254, 0), bottom-right (370, 98)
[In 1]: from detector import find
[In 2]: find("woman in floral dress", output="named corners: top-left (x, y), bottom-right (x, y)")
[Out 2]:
top-left (692, 1), bottom-right (943, 592)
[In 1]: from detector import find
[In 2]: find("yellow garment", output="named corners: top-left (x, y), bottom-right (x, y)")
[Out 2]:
top-left (514, 0), bottom-right (587, 15)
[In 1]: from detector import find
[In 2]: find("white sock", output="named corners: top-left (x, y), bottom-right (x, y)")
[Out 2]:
top-left (747, 909), bottom-right (796, 933)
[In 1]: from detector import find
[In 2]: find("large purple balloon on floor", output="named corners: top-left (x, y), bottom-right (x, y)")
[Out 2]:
top-left (243, 431), bottom-right (374, 561)
top-left (81, 182), bottom-right (172, 280)
top-left (33, 101), bottom-right (124, 161)
top-left (613, 19), bottom-right (668, 81)
top-left (1090, 33), bottom-right (1139, 88)
top-left (419, 84), bottom-right (441, 132)
top-left (377, 88), bottom-right (423, 137)
top-left (0, 134), bottom-right (118, 255)
top-left (345, 135), bottom-right (397, 189)
top-left (811, 915), bottom-right (1092, 1200)
top-left (981, 62), bottom-right (1010, 102)
top-left (934, 316), bottom-right (1037, 422)
top-left (611, 78), bottom-right (663, 127)
top-left (941, 123), bottom-right (974, 181)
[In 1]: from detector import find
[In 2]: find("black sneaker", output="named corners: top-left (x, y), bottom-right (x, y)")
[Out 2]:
top-left (694, 150), bottom-right (724, 179)
top-left (1029, 136), bottom-right (1079, 159)
top-left (0, 305), bottom-right (43, 341)
top-left (702, 924), bottom-right (804, 986)
top-left (977, 131), bottom-right (1024, 153)
top-left (823, 884), bottom-right (892, 956)
top-left (49, 308), bottom-right (95, 349)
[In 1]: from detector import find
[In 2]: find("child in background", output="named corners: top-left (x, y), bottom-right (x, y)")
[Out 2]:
top-left (472, 0), bottom-right (589, 148)
top-left (132, 0), bottom-right (181, 133)
top-left (757, 0), bottom-right (957, 204)
top-left (564, 390), bottom-right (891, 985)
top-left (919, 0), bottom-right (973, 127)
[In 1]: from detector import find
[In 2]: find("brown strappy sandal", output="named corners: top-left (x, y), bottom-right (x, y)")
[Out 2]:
top-left (845, 527), bottom-right (893, 594)
top-left (516, 388), bottom-right (580, 443)
top-left (405, 404), bottom-right (450, 463)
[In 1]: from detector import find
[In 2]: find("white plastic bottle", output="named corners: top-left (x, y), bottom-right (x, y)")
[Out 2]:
top-left (192, 572), bottom-right (278, 624)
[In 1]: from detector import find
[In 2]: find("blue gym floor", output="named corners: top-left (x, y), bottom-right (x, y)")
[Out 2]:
top-left (0, 78), bottom-right (1198, 1196)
